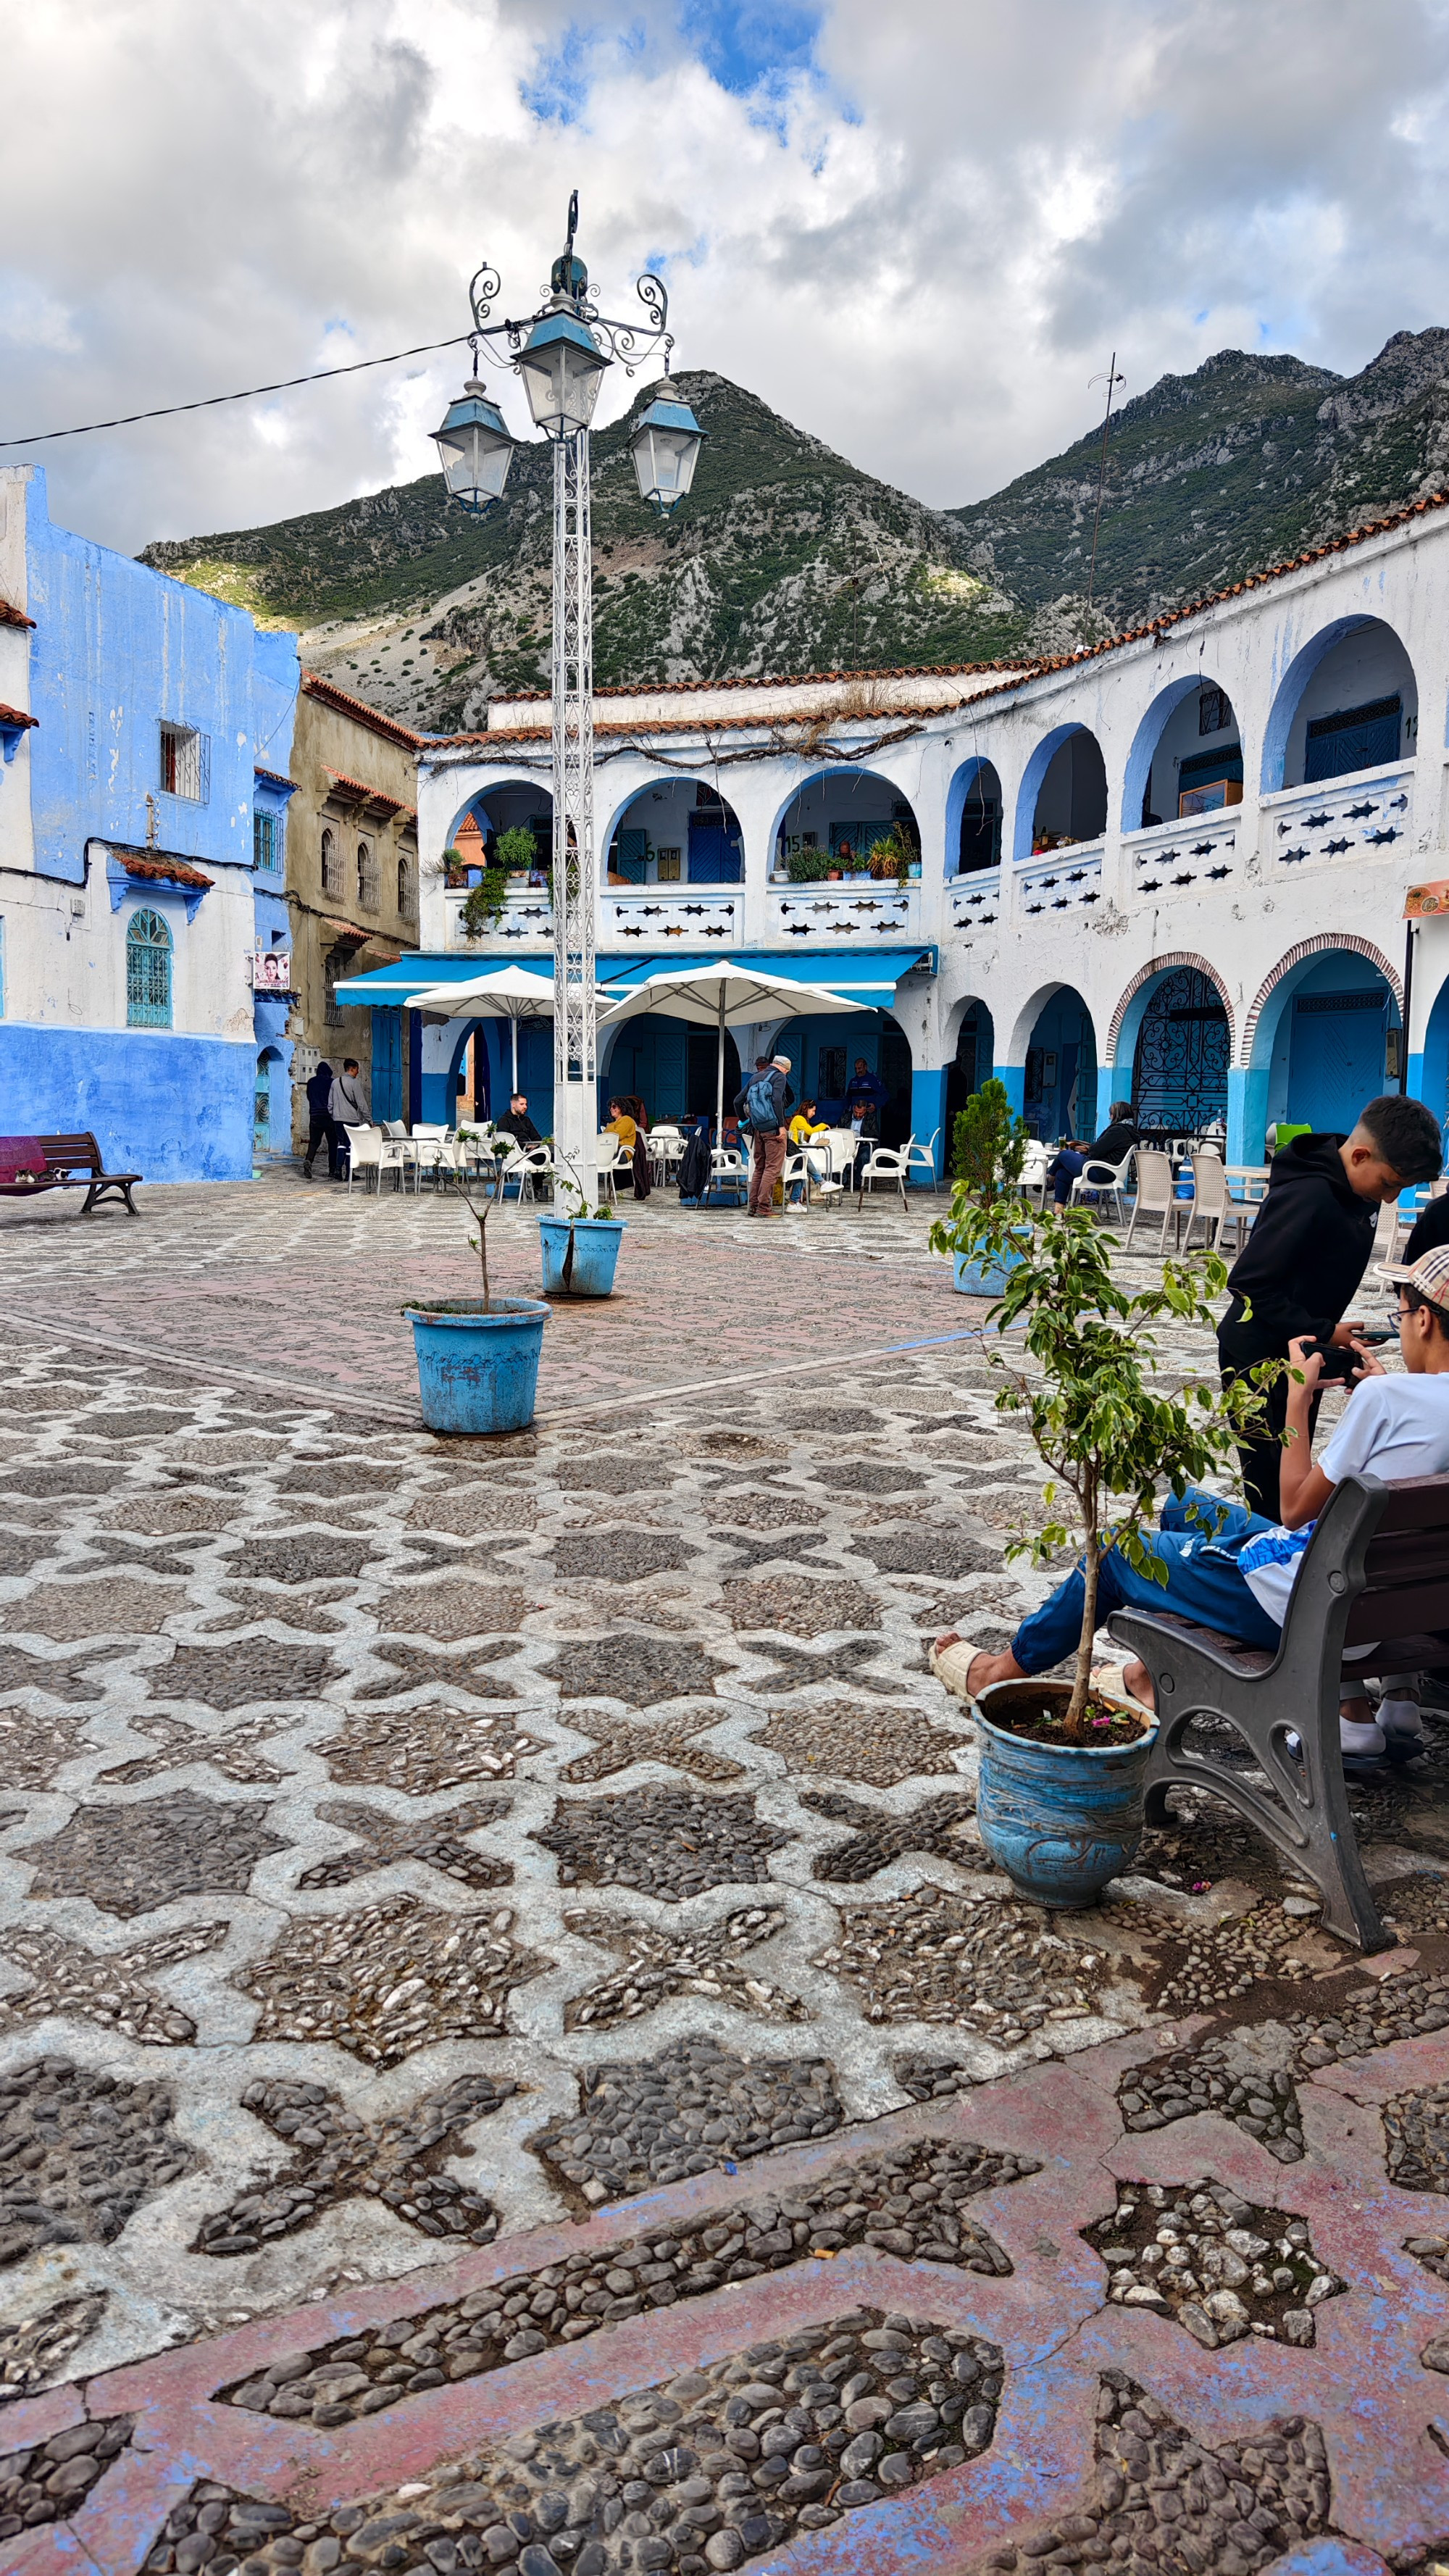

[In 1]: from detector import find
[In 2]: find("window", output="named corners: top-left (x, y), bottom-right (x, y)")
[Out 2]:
top-left (158, 722), bottom-right (207, 801)
top-left (1303, 694), bottom-right (1403, 784)
top-left (253, 811), bottom-right (280, 871)
top-left (357, 841), bottom-right (378, 909)
top-left (398, 856), bottom-right (415, 917)
top-left (1199, 685), bottom-right (1232, 735)
top-left (126, 907), bottom-right (172, 1028)
top-left (320, 827), bottom-right (341, 896)
top-left (324, 949), bottom-right (344, 1027)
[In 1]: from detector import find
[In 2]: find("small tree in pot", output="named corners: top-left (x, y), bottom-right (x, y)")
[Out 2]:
top-left (933, 1079), bottom-right (1030, 1294)
top-left (928, 1196), bottom-right (1277, 1904)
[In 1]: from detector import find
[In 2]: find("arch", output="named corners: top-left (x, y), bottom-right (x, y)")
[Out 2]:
top-left (125, 906), bottom-right (172, 1029)
top-left (1108, 951), bottom-right (1236, 1061)
top-left (254, 1044), bottom-right (283, 1152)
top-left (398, 856), bottom-right (414, 918)
top-left (1015, 983), bottom-right (1098, 1141)
top-left (320, 826), bottom-right (341, 898)
top-left (356, 841), bottom-right (378, 910)
top-left (1127, 967), bottom-right (1231, 1134)
top-left (1014, 724), bottom-right (1108, 864)
top-left (1240, 934), bottom-right (1403, 1064)
top-left (1419, 963), bottom-right (1449, 1151)
top-left (945, 756), bottom-right (1003, 878)
top-left (769, 767), bottom-right (921, 883)
top-left (1122, 677), bottom-right (1242, 831)
top-left (943, 996), bottom-right (995, 1145)
top-left (604, 775), bottom-right (744, 887)
top-left (444, 780), bottom-right (554, 875)
top-left (1259, 614), bottom-right (1419, 791)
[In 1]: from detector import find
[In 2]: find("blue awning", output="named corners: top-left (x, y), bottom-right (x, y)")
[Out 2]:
top-left (334, 946), bottom-right (935, 1010)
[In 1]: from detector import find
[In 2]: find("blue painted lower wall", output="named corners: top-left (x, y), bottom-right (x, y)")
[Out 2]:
top-left (0, 1023), bottom-right (254, 1183)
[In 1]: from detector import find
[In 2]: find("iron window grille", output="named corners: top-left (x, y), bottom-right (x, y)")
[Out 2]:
top-left (126, 906), bottom-right (173, 1028)
top-left (159, 722), bottom-right (208, 802)
top-left (356, 841), bottom-right (379, 910)
top-left (320, 828), bottom-right (342, 897)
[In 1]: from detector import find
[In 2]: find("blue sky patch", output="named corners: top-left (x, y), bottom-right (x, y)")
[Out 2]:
top-left (676, 0), bottom-right (822, 96)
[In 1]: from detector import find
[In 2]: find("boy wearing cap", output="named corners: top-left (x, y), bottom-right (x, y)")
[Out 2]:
top-left (934, 1243), bottom-right (1449, 1767)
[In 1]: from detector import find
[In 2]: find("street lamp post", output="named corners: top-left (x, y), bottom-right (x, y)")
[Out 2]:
top-left (431, 195), bottom-right (705, 1206)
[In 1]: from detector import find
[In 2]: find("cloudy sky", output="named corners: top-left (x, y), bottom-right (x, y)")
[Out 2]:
top-left (4, 0), bottom-right (1449, 556)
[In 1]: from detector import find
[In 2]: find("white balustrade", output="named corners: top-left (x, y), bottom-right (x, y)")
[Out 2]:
top-left (1258, 762), bottom-right (1415, 876)
top-left (1124, 809), bottom-right (1240, 902)
top-left (445, 886), bottom-right (554, 951)
top-left (948, 870), bottom-right (1001, 935)
top-left (1016, 846), bottom-right (1104, 917)
top-left (602, 889), bottom-right (743, 946)
top-left (768, 884), bottom-right (921, 943)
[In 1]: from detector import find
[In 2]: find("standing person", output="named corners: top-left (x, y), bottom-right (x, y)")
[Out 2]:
top-left (1218, 1093), bottom-right (1442, 1516)
top-left (738, 1054), bottom-right (791, 1217)
top-left (843, 1056), bottom-right (888, 1135)
top-left (327, 1058), bottom-right (370, 1180)
top-left (1048, 1100), bottom-right (1140, 1208)
top-left (301, 1059), bottom-right (338, 1180)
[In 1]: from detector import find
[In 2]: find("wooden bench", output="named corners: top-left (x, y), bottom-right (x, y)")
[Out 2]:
top-left (0, 1133), bottom-right (142, 1217)
top-left (1108, 1472), bottom-right (1449, 1950)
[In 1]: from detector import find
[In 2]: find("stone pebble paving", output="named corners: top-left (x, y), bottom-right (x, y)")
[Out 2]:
top-left (170, 2308), bottom-right (1004, 2576)
top-left (530, 2039), bottom-right (843, 2206)
top-left (0, 2410), bottom-right (133, 2537)
top-left (219, 2133), bottom-right (1032, 2427)
top-left (195, 2072), bottom-right (519, 2257)
top-left (1082, 2176), bottom-right (1341, 2348)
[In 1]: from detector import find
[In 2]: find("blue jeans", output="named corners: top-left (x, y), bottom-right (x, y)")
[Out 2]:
top-left (1050, 1149), bottom-right (1086, 1206)
top-left (1010, 1488), bottom-right (1283, 1674)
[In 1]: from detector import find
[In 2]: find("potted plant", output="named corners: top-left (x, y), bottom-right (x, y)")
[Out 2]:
top-left (402, 1166), bottom-right (549, 1435)
top-left (538, 1175), bottom-right (626, 1298)
top-left (932, 1078), bottom-right (1030, 1294)
top-left (493, 824), bottom-right (538, 879)
top-left (940, 1203), bottom-right (1274, 1907)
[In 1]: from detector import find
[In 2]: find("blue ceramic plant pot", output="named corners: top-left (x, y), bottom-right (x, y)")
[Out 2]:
top-left (538, 1216), bottom-right (625, 1296)
top-left (403, 1298), bottom-right (549, 1436)
top-left (973, 1680), bottom-right (1157, 1908)
top-left (953, 1238), bottom-right (1028, 1298)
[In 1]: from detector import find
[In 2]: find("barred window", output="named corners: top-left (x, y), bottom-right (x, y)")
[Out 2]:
top-left (320, 828), bottom-right (341, 896)
top-left (126, 907), bottom-right (172, 1028)
top-left (357, 841), bottom-right (378, 909)
top-left (324, 949), bottom-right (344, 1027)
top-left (159, 722), bottom-right (207, 801)
top-left (398, 856), bottom-right (415, 917)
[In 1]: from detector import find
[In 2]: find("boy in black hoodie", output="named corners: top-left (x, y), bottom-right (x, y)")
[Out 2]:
top-left (1219, 1093), bottom-right (1442, 1514)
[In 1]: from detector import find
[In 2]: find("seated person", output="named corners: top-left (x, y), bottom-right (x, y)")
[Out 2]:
top-left (494, 1093), bottom-right (541, 1150)
top-left (934, 1243), bottom-right (1449, 1763)
top-left (605, 1098), bottom-right (638, 1152)
top-left (1049, 1101), bottom-right (1140, 1206)
top-left (789, 1099), bottom-right (827, 1146)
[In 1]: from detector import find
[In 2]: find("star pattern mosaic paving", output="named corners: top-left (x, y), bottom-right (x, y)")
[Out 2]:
top-left (0, 1178), bottom-right (1448, 2576)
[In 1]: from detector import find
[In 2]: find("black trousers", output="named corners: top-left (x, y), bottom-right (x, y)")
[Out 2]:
top-left (303, 1115), bottom-right (339, 1176)
top-left (1217, 1314), bottom-right (1321, 1520)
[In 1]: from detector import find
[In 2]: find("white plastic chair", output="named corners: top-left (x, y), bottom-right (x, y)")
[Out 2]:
top-left (1069, 1151), bottom-right (1134, 1226)
top-left (1122, 1149), bottom-right (1177, 1254)
top-left (503, 1146), bottom-right (554, 1206)
top-left (1019, 1141), bottom-right (1052, 1206)
top-left (343, 1126), bottom-right (382, 1196)
top-left (709, 1147), bottom-right (748, 1206)
top-left (782, 1146), bottom-right (813, 1209)
top-left (856, 1141), bottom-right (909, 1205)
top-left (903, 1130), bottom-right (941, 1193)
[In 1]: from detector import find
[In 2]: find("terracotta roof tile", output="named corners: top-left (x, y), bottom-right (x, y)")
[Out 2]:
top-left (302, 669), bottom-right (425, 751)
top-left (112, 850), bottom-right (213, 891)
top-left (0, 703), bottom-right (36, 730)
top-left (0, 599), bottom-right (34, 633)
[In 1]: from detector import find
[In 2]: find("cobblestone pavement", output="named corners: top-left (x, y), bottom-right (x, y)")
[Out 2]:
top-left (0, 1181), bottom-right (1445, 2573)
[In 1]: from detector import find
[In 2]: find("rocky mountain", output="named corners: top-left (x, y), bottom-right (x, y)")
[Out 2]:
top-left (951, 330), bottom-right (1449, 631)
top-left (139, 372), bottom-right (1029, 733)
top-left (140, 331), bottom-right (1449, 728)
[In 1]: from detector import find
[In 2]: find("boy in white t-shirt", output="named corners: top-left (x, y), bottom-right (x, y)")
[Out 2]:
top-left (935, 1243), bottom-right (1449, 1765)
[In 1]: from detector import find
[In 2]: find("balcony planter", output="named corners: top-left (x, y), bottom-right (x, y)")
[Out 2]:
top-left (538, 1214), bottom-right (625, 1297)
top-left (402, 1298), bottom-right (549, 1435)
top-left (973, 1680), bottom-right (1156, 1908)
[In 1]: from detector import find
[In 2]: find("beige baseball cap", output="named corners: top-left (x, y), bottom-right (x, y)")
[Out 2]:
top-left (1375, 1241), bottom-right (1449, 1305)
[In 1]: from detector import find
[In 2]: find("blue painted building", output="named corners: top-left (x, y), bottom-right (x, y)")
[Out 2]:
top-left (0, 464), bottom-right (299, 1183)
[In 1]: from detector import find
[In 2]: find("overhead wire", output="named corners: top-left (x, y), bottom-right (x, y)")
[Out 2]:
top-left (0, 334), bottom-right (474, 450)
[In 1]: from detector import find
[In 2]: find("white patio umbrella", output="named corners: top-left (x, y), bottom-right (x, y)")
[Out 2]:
top-left (403, 965), bottom-right (600, 1096)
top-left (597, 965), bottom-right (868, 1139)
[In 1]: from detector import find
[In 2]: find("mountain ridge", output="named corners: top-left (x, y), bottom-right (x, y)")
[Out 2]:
top-left (138, 330), bottom-right (1449, 729)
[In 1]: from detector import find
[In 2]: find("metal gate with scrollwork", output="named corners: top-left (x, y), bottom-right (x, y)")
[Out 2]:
top-left (1132, 967), bottom-right (1229, 1130)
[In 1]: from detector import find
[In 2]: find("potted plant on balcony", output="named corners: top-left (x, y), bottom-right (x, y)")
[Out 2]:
top-left (786, 849), bottom-right (832, 885)
top-left (934, 1205), bottom-right (1274, 1908)
top-left (932, 1078), bottom-right (1030, 1295)
top-left (402, 1164), bottom-right (550, 1435)
top-left (538, 1176), bottom-right (627, 1298)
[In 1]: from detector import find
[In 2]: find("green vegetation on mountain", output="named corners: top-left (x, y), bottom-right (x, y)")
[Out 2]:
top-left (140, 331), bottom-right (1449, 729)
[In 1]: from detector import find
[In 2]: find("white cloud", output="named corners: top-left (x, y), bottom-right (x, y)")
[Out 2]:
top-left (4, 0), bottom-right (1449, 559)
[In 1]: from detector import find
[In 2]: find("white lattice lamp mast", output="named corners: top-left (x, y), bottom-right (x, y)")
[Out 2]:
top-left (431, 195), bottom-right (705, 1206)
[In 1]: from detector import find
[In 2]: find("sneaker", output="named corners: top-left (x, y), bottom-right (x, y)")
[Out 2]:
top-left (1378, 1696), bottom-right (1427, 1765)
top-left (1340, 1714), bottom-right (1387, 1760)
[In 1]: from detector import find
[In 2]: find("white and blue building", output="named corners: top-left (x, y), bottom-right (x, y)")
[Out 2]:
top-left (335, 488), bottom-right (1449, 1175)
top-left (0, 463), bottom-right (299, 1183)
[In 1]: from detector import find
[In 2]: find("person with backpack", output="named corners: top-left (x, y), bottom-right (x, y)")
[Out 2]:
top-left (738, 1054), bottom-right (792, 1217)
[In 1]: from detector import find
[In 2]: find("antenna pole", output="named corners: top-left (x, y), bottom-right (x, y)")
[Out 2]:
top-left (1086, 350), bottom-right (1122, 614)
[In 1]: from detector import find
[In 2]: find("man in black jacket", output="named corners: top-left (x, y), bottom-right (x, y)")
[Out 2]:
top-left (1050, 1101), bottom-right (1140, 1206)
top-left (1219, 1093), bottom-right (1442, 1514)
top-left (301, 1059), bottom-right (337, 1180)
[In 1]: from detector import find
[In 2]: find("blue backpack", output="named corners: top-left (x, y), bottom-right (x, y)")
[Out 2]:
top-left (745, 1072), bottom-right (779, 1130)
